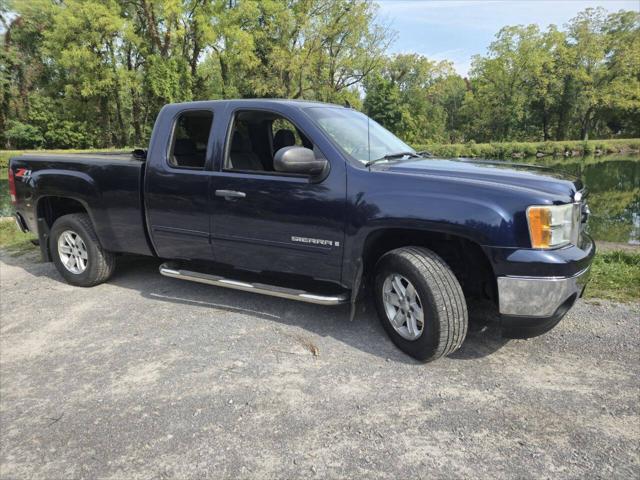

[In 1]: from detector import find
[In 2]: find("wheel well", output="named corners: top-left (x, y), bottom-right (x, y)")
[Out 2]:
top-left (362, 228), bottom-right (497, 305)
top-left (37, 196), bottom-right (88, 228)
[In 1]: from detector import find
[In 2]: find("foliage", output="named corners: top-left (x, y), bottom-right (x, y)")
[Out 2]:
top-left (0, 218), bottom-right (36, 255)
top-left (412, 138), bottom-right (640, 159)
top-left (366, 7), bottom-right (639, 144)
top-left (585, 250), bottom-right (640, 302)
top-left (2, 0), bottom-right (390, 148)
top-left (362, 74), bottom-right (403, 133)
top-left (4, 120), bottom-right (44, 148)
top-left (0, 2), bottom-right (638, 149)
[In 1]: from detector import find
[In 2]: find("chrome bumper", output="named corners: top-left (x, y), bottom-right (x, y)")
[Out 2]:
top-left (497, 266), bottom-right (591, 318)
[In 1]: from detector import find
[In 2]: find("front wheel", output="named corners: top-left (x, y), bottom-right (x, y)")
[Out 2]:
top-left (374, 247), bottom-right (468, 362)
top-left (50, 213), bottom-right (116, 287)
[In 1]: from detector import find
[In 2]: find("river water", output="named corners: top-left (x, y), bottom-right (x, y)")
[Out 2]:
top-left (520, 155), bottom-right (639, 245)
top-left (1, 155), bottom-right (638, 244)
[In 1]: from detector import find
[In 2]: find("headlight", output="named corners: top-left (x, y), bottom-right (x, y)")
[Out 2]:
top-left (527, 204), bottom-right (580, 249)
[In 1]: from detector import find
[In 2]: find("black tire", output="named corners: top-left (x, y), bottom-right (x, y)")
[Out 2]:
top-left (49, 213), bottom-right (116, 287)
top-left (373, 247), bottom-right (468, 362)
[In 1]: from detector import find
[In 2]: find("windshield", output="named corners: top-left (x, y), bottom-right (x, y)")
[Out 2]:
top-left (306, 107), bottom-right (414, 164)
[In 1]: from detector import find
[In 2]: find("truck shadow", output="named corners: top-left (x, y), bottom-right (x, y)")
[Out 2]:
top-left (111, 255), bottom-right (512, 362)
top-left (3, 252), bottom-right (510, 363)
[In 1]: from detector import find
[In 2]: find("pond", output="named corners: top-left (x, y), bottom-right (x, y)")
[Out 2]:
top-left (0, 155), bottom-right (638, 244)
top-left (519, 155), bottom-right (639, 245)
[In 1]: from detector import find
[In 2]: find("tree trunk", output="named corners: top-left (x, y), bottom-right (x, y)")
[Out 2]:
top-left (219, 55), bottom-right (229, 97)
top-left (100, 96), bottom-right (112, 148)
top-left (131, 93), bottom-right (142, 146)
top-left (114, 91), bottom-right (127, 147)
top-left (140, 0), bottom-right (163, 54)
top-left (108, 42), bottom-right (127, 146)
top-left (542, 110), bottom-right (550, 141)
top-left (581, 108), bottom-right (593, 141)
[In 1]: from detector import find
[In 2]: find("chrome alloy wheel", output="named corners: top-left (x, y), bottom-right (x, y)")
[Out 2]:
top-left (382, 274), bottom-right (424, 340)
top-left (57, 230), bottom-right (88, 274)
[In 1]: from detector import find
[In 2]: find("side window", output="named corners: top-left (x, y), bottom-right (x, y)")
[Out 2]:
top-left (169, 110), bottom-right (213, 169)
top-left (225, 110), bottom-right (314, 173)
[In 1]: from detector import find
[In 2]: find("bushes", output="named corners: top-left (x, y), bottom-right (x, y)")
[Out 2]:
top-left (413, 139), bottom-right (640, 159)
top-left (4, 122), bottom-right (45, 149)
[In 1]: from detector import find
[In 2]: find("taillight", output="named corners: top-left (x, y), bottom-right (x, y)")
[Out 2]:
top-left (8, 168), bottom-right (17, 204)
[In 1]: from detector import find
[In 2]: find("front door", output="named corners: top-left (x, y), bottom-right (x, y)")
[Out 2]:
top-left (209, 109), bottom-right (346, 284)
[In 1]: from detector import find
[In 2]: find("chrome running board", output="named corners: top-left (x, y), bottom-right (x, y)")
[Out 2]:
top-left (159, 263), bottom-right (348, 306)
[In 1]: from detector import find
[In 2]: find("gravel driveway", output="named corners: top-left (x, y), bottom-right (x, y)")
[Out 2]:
top-left (1, 252), bottom-right (639, 479)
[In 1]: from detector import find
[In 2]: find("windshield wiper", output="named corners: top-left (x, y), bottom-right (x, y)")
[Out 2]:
top-left (365, 151), bottom-right (420, 167)
top-left (415, 150), bottom-right (433, 157)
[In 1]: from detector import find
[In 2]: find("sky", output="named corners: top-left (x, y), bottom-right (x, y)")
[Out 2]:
top-left (376, 0), bottom-right (639, 75)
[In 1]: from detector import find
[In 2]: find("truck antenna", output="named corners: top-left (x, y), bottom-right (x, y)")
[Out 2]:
top-left (367, 115), bottom-right (371, 164)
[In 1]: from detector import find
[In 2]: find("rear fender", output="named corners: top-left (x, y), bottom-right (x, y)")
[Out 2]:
top-left (31, 170), bottom-right (105, 247)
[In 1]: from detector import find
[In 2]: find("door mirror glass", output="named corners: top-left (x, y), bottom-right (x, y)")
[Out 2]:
top-left (274, 146), bottom-right (328, 175)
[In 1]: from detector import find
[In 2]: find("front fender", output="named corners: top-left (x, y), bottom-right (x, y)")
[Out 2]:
top-left (353, 191), bottom-right (515, 243)
top-left (342, 167), bottom-right (539, 285)
top-left (342, 192), bottom-right (514, 284)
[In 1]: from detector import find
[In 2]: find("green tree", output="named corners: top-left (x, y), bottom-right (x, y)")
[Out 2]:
top-left (363, 53), bottom-right (466, 143)
top-left (363, 73), bottom-right (402, 132)
top-left (567, 8), bottom-right (640, 139)
top-left (1, 2), bottom-right (637, 148)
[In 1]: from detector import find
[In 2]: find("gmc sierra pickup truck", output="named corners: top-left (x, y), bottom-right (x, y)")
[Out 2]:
top-left (8, 99), bottom-right (595, 361)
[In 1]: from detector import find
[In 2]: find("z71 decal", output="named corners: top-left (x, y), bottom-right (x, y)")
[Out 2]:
top-left (15, 168), bottom-right (32, 180)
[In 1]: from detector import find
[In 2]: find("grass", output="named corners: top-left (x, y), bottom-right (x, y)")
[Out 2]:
top-left (585, 250), bottom-right (640, 302)
top-left (0, 218), bottom-right (37, 256)
top-left (413, 138), bottom-right (640, 159)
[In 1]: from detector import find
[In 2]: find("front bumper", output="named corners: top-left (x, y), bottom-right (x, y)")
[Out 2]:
top-left (494, 234), bottom-right (595, 338)
top-left (498, 266), bottom-right (591, 318)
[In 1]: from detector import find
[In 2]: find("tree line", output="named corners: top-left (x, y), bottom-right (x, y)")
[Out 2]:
top-left (1, 0), bottom-right (638, 150)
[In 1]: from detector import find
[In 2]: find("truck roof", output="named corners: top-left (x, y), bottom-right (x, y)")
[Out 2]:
top-left (164, 98), bottom-right (346, 110)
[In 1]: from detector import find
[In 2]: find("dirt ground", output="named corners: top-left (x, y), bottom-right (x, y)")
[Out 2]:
top-left (1, 251), bottom-right (639, 479)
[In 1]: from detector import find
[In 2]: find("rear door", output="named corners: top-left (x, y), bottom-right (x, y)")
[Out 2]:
top-left (145, 107), bottom-right (218, 261)
top-left (209, 107), bottom-right (346, 284)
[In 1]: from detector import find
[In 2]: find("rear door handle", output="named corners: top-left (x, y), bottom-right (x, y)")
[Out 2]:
top-left (215, 189), bottom-right (246, 199)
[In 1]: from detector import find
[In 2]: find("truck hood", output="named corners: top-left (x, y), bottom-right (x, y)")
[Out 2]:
top-left (375, 158), bottom-right (582, 198)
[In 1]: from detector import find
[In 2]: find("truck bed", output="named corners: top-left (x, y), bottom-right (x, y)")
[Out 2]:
top-left (10, 152), bottom-right (153, 257)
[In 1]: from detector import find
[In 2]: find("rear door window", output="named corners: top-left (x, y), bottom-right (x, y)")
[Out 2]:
top-left (169, 111), bottom-right (213, 169)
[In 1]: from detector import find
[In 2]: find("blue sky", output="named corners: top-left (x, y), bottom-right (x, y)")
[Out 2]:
top-left (376, 0), bottom-right (639, 75)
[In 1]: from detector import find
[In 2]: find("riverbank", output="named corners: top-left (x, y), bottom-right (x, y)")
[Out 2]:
top-left (2, 140), bottom-right (639, 168)
top-left (414, 138), bottom-right (640, 159)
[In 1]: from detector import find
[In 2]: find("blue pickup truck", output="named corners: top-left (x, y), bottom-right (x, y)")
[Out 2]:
top-left (8, 99), bottom-right (595, 361)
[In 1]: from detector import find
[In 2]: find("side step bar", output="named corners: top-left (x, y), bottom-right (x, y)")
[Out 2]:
top-left (159, 263), bottom-right (349, 306)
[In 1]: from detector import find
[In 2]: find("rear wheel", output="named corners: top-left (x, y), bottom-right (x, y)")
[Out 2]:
top-left (50, 213), bottom-right (116, 287)
top-left (374, 247), bottom-right (468, 361)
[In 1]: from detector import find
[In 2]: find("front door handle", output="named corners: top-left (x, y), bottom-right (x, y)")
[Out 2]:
top-left (215, 189), bottom-right (246, 200)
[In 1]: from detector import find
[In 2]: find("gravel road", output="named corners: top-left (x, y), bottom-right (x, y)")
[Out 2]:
top-left (1, 251), bottom-right (639, 479)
